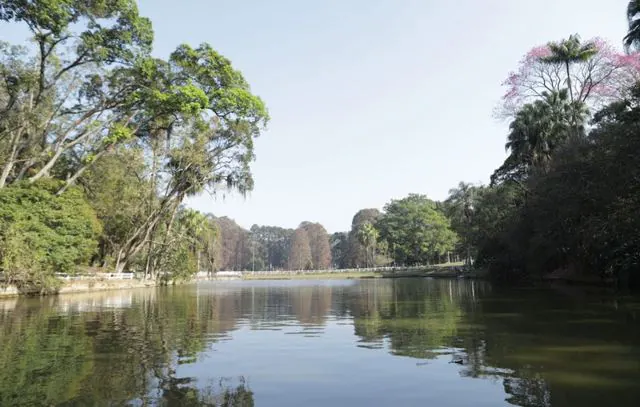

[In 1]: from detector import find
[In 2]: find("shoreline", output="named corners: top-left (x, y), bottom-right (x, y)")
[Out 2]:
top-left (240, 267), bottom-right (486, 281)
top-left (0, 278), bottom-right (159, 298)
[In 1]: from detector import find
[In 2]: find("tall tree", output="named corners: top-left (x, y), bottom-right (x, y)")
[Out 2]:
top-left (377, 194), bottom-right (457, 266)
top-left (288, 227), bottom-right (312, 270)
top-left (346, 209), bottom-right (381, 267)
top-left (80, 147), bottom-right (150, 268)
top-left (330, 232), bottom-right (349, 269)
top-left (445, 182), bottom-right (482, 264)
top-left (301, 222), bottom-right (332, 270)
top-left (492, 90), bottom-right (588, 185)
top-left (540, 34), bottom-right (598, 103)
top-left (249, 225), bottom-right (293, 270)
top-left (499, 37), bottom-right (640, 118)
top-left (356, 222), bottom-right (379, 268)
top-left (215, 217), bottom-right (247, 271)
top-left (0, 1), bottom-right (153, 189)
top-left (111, 43), bottom-right (268, 274)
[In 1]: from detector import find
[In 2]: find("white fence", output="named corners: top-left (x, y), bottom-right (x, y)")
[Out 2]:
top-left (235, 265), bottom-right (463, 276)
top-left (54, 273), bottom-right (135, 281)
top-left (195, 271), bottom-right (242, 279)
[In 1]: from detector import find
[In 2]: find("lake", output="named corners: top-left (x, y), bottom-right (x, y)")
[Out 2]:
top-left (0, 279), bottom-right (639, 406)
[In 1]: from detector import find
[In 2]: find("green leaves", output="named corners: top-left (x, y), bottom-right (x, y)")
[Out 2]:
top-left (541, 34), bottom-right (597, 65)
top-left (102, 122), bottom-right (134, 146)
top-left (2, 0), bottom-right (153, 62)
top-left (0, 180), bottom-right (101, 289)
top-left (493, 90), bottom-right (588, 185)
top-left (169, 43), bottom-right (269, 129)
top-left (377, 194), bottom-right (458, 266)
top-left (625, 0), bottom-right (640, 51)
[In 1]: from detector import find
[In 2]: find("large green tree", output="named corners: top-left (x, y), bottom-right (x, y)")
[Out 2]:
top-left (492, 90), bottom-right (588, 185)
top-left (346, 209), bottom-right (381, 267)
top-left (377, 194), bottom-right (457, 266)
top-left (80, 147), bottom-right (149, 268)
top-left (0, 0), bottom-right (153, 189)
top-left (355, 222), bottom-right (379, 268)
top-left (110, 43), bottom-right (268, 275)
top-left (445, 182), bottom-right (482, 265)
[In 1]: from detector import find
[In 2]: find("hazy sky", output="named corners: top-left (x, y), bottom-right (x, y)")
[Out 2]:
top-left (3, 1), bottom-right (630, 232)
top-left (141, 0), bottom-right (628, 233)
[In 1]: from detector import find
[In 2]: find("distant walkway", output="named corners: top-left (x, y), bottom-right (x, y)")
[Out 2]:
top-left (197, 263), bottom-right (467, 279)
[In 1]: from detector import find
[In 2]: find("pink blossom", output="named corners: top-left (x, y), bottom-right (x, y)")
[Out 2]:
top-left (590, 83), bottom-right (617, 97)
top-left (613, 53), bottom-right (640, 72)
top-left (527, 46), bottom-right (552, 59)
top-left (497, 37), bottom-right (640, 118)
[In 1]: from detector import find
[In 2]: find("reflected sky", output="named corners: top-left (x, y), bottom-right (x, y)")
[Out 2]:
top-left (0, 279), bottom-right (638, 406)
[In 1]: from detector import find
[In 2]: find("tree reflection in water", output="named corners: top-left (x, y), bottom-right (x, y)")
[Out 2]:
top-left (0, 280), bottom-right (638, 406)
top-left (151, 375), bottom-right (254, 407)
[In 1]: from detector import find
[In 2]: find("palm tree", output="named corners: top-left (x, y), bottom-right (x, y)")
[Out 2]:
top-left (505, 90), bottom-right (588, 173)
top-left (625, 1), bottom-right (640, 52)
top-left (541, 34), bottom-right (597, 103)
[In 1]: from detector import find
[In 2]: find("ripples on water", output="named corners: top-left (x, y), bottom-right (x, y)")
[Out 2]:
top-left (0, 279), bottom-right (639, 406)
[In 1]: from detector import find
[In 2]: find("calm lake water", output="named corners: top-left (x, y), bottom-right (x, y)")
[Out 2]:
top-left (0, 279), bottom-right (639, 406)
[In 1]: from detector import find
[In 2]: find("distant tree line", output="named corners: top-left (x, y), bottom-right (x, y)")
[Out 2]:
top-left (208, 193), bottom-right (460, 272)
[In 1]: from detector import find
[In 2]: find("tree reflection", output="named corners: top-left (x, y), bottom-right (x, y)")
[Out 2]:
top-left (0, 281), bottom-right (639, 406)
top-left (152, 375), bottom-right (254, 407)
top-left (349, 279), bottom-right (477, 358)
top-left (348, 280), bottom-right (640, 407)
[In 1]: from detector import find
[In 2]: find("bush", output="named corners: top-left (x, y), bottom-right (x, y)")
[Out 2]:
top-left (0, 180), bottom-right (102, 291)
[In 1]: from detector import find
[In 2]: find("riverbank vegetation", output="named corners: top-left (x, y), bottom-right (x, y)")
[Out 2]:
top-left (2, 1), bottom-right (640, 289)
top-left (0, 1), bottom-right (268, 291)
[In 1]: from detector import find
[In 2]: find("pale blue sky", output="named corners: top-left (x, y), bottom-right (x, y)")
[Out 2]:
top-left (2, 1), bottom-right (630, 232)
top-left (158, 0), bottom-right (629, 233)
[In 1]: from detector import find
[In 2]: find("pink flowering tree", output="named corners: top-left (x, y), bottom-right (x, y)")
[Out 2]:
top-left (498, 36), bottom-right (640, 118)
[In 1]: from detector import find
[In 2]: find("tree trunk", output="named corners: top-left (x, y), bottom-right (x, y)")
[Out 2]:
top-left (56, 150), bottom-right (107, 195)
top-left (151, 199), bottom-right (181, 279)
top-left (0, 126), bottom-right (26, 188)
top-left (565, 61), bottom-right (573, 102)
top-left (0, 149), bottom-right (17, 189)
top-left (115, 254), bottom-right (127, 274)
top-left (144, 238), bottom-right (154, 280)
top-left (28, 147), bottom-right (64, 183)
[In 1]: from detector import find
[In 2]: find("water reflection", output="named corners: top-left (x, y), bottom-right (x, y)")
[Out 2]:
top-left (0, 280), bottom-right (638, 406)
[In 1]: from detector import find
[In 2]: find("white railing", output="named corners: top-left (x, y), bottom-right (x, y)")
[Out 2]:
top-left (227, 264), bottom-right (465, 276)
top-left (54, 273), bottom-right (135, 281)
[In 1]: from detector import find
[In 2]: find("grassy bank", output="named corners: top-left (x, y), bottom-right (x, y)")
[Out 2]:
top-left (241, 264), bottom-right (484, 281)
top-left (242, 271), bottom-right (379, 280)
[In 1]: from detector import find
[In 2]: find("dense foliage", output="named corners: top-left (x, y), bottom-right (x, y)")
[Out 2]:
top-left (0, 0), bottom-right (268, 287)
top-left (444, 8), bottom-right (640, 287)
top-left (0, 180), bottom-right (101, 291)
top-left (377, 195), bottom-right (457, 266)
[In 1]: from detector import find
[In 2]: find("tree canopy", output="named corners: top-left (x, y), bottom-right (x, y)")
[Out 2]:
top-left (377, 194), bottom-right (457, 266)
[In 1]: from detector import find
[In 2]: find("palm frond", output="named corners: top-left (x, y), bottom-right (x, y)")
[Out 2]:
top-left (625, 1), bottom-right (640, 51)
